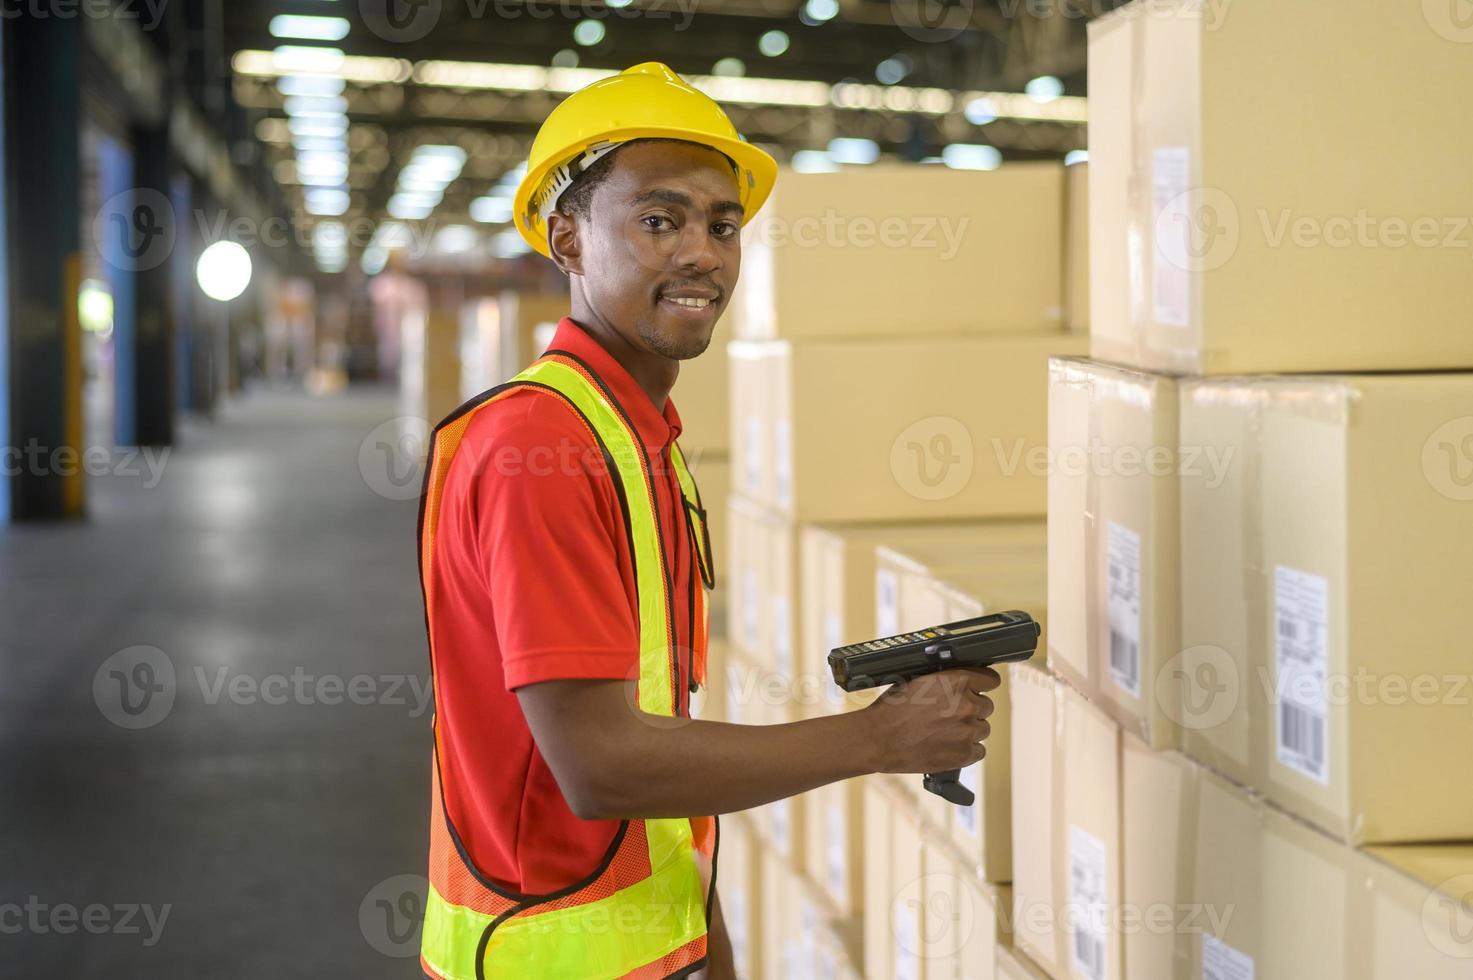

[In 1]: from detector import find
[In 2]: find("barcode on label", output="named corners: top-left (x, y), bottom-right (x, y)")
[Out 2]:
top-left (1075, 931), bottom-right (1105, 980)
top-left (1109, 628), bottom-right (1139, 694)
top-left (1279, 702), bottom-right (1325, 778)
top-left (1277, 617), bottom-right (1296, 640)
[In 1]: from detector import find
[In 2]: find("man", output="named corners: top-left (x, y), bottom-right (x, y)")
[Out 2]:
top-left (416, 63), bottom-right (998, 980)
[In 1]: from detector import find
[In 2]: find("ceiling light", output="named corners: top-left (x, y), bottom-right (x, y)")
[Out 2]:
top-left (827, 137), bottom-right (879, 165)
top-left (1064, 149), bottom-right (1088, 166)
top-left (713, 58), bottom-right (745, 77)
top-left (758, 30), bottom-right (789, 57)
top-left (941, 143), bottom-right (1002, 171)
top-left (964, 97), bottom-right (996, 125)
top-left (277, 74), bottom-right (345, 98)
top-left (471, 197), bottom-right (514, 224)
top-left (790, 150), bottom-right (837, 173)
top-left (269, 15), bottom-right (350, 41)
top-left (272, 46), bottom-right (345, 74)
top-left (802, 0), bottom-right (838, 23)
top-left (573, 20), bottom-right (605, 46)
top-left (551, 49), bottom-right (578, 68)
top-left (1025, 75), bottom-right (1064, 103)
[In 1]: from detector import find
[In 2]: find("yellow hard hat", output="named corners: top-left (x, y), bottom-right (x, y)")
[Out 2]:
top-left (513, 62), bottom-right (778, 257)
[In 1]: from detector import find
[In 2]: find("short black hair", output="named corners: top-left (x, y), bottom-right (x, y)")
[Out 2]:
top-left (556, 137), bottom-right (737, 218)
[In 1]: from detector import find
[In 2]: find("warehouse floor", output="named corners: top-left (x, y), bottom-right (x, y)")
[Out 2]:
top-left (0, 389), bottom-right (431, 978)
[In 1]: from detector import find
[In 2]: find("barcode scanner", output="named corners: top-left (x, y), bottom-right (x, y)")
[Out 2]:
top-left (827, 610), bottom-right (1041, 806)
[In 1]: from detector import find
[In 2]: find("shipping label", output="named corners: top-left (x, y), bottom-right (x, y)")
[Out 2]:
top-left (1273, 565), bottom-right (1331, 786)
top-left (1106, 521), bottom-right (1143, 699)
top-left (1069, 824), bottom-right (1109, 980)
top-left (1202, 933), bottom-right (1255, 980)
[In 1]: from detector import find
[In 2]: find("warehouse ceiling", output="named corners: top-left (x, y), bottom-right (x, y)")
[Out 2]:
top-left (211, 0), bottom-right (1115, 271)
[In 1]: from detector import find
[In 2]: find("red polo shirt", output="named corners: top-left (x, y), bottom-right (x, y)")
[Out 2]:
top-left (426, 317), bottom-right (700, 895)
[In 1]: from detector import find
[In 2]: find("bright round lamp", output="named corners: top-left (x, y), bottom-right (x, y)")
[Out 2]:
top-left (196, 241), bottom-right (253, 302)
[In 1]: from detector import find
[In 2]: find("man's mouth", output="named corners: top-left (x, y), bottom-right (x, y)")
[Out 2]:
top-left (663, 295), bottom-right (713, 310)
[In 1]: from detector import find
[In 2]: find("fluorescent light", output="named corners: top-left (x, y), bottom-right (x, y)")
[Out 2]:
top-left (196, 242), bottom-right (253, 302)
top-left (434, 225), bottom-right (480, 254)
top-left (285, 95), bottom-right (348, 116)
top-left (941, 143), bottom-right (1002, 171)
top-left (388, 194), bottom-right (436, 220)
top-left (1064, 149), bottom-right (1088, 166)
top-left (713, 58), bottom-right (745, 78)
top-left (277, 74), bottom-right (345, 98)
top-left (827, 137), bottom-right (880, 165)
top-left (790, 150), bottom-right (837, 174)
top-left (876, 56), bottom-right (910, 86)
top-left (551, 49), bottom-right (578, 69)
top-left (289, 116), bottom-right (348, 137)
top-left (304, 189), bottom-right (351, 216)
top-left (270, 15), bottom-right (350, 41)
top-left (471, 197), bottom-right (513, 224)
top-left (272, 46), bottom-right (345, 74)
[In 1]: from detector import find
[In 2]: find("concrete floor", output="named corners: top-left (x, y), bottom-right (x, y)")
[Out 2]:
top-left (0, 388), bottom-right (433, 977)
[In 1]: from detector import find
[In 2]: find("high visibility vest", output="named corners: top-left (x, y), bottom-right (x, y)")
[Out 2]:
top-left (417, 348), bottom-right (718, 980)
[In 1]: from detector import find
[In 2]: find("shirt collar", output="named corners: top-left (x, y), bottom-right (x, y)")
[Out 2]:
top-left (547, 317), bottom-right (684, 456)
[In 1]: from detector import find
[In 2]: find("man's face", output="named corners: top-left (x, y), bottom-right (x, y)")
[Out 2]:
top-left (573, 141), bottom-right (743, 361)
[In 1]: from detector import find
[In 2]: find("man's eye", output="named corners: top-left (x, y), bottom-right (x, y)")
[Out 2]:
top-left (642, 215), bottom-right (674, 231)
top-left (712, 221), bottom-right (738, 238)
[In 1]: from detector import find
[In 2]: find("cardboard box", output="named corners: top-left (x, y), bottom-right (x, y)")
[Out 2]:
top-left (1357, 844), bottom-right (1473, 976)
top-left (674, 335), bottom-right (729, 457)
top-left (728, 341), bottom-right (776, 506)
top-left (1046, 358), bottom-right (1180, 749)
top-left (759, 848), bottom-right (794, 980)
top-left (691, 638), bottom-right (729, 723)
top-left (1064, 161), bottom-right (1089, 334)
top-left (718, 812), bottom-right (763, 980)
top-left (732, 332), bottom-right (1089, 522)
top-left (1087, 0), bottom-right (1473, 374)
top-left (736, 164), bottom-right (1065, 341)
top-left (863, 775), bottom-right (901, 979)
top-left (994, 944), bottom-right (1051, 980)
top-left (955, 869), bottom-right (1010, 980)
top-left (1178, 374), bottom-right (1473, 843)
top-left (1010, 664), bottom-right (1123, 980)
top-left (1123, 734), bottom-right (1473, 979)
top-left (804, 776), bottom-right (866, 924)
top-left (875, 525), bottom-right (1047, 882)
top-left (725, 495), bottom-right (773, 666)
top-left (1121, 736), bottom-right (1265, 980)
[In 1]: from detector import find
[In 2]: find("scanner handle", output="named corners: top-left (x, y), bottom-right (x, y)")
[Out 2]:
top-left (922, 768), bottom-right (974, 806)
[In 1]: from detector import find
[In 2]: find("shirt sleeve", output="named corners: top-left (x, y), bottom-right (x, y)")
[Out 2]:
top-left (463, 391), bottom-right (642, 691)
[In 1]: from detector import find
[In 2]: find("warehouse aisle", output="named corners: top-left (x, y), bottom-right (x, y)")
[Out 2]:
top-left (0, 389), bottom-right (432, 978)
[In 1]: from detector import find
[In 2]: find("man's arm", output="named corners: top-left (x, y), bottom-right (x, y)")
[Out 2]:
top-left (516, 667), bottom-right (998, 820)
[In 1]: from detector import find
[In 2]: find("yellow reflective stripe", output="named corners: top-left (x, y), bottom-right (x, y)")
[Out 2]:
top-left (668, 444), bottom-right (711, 582)
top-left (513, 359), bottom-right (674, 716)
top-left (421, 822), bottom-right (704, 980)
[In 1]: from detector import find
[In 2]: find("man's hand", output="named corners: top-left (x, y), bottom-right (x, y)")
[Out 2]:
top-left (860, 667), bottom-right (999, 775)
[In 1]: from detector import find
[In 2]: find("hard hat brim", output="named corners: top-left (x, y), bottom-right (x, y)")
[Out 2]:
top-left (512, 128), bottom-right (778, 259)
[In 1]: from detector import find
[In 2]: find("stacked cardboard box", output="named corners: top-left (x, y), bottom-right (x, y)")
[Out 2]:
top-left (1020, 2), bottom-right (1473, 978)
top-left (710, 162), bottom-right (1091, 980)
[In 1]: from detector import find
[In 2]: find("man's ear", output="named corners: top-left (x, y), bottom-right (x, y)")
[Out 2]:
top-left (546, 211), bottom-right (583, 276)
